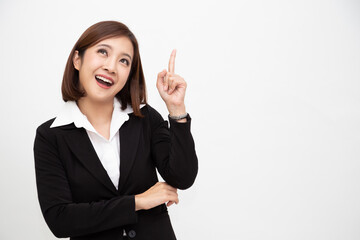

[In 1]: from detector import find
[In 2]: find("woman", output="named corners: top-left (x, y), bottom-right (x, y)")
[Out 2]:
top-left (33, 21), bottom-right (198, 240)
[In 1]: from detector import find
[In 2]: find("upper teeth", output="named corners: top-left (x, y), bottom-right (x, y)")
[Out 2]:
top-left (96, 75), bottom-right (112, 84)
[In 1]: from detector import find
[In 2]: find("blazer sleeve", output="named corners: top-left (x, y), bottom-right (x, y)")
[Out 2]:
top-left (148, 106), bottom-right (198, 190)
top-left (33, 123), bottom-right (138, 238)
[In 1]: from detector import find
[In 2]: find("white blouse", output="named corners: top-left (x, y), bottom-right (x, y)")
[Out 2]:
top-left (50, 98), bottom-right (143, 190)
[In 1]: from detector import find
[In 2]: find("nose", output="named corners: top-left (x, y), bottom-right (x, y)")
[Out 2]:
top-left (103, 57), bottom-right (116, 74)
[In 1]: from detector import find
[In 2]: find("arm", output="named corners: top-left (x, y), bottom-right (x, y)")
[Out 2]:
top-left (33, 125), bottom-right (137, 238)
top-left (149, 107), bottom-right (198, 190)
top-left (154, 49), bottom-right (198, 190)
top-left (135, 50), bottom-right (198, 210)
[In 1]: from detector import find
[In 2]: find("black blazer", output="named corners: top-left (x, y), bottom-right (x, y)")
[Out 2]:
top-left (33, 105), bottom-right (198, 240)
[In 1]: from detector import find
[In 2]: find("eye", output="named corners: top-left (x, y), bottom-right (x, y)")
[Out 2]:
top-left (97, 49), bottom-right (107, 56)
top-left (120, 58), bottom-right (130, 66)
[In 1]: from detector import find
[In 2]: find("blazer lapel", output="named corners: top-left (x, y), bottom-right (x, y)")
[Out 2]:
top-left (63, 125), bottom-right (118, 195)
top-left (118, 115), bottom-right (142, 192)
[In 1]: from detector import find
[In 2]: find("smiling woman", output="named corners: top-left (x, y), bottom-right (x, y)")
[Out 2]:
top-left (33, 21), bottom-right (198, 240)
top-left (74, 37), bottom-right (133, 99)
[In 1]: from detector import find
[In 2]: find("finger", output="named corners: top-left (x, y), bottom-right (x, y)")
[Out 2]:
top-left (168, 49), bottom-right (176, 73)
top-left (161, 189), bottom-right (178, 202)
top-left (168, 193), bottom-right (179, 204)
top-left (156, 70), bottom-right (167, 90)
top-left (164, 73), bottom-right (169, 91)
top-left (167, 199), bottom-right (179, 206)
top-left (168, 76), bottom-right (175, 94)
top-left (167, 201), bottom-right (174, 207)
top-left (167, 74), bottom-right (174, 93)
top-left (168, 76), bottom-right (186, 94)
top-left (156, 70), bottom-right (167, 86)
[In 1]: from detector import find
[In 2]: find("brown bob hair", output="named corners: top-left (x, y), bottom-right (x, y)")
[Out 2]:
top-left (62, 21), bottom-right (147, 117)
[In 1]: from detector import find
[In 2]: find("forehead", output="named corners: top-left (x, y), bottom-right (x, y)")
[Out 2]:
top-left (94, 36), bottom-right (134, 56)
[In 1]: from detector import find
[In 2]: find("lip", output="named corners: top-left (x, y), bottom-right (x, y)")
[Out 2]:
top-left (94, 74), bottom-right (115, 89)
top-left (95, 74), bottom-right (114, 84)
top-left (95, 78), bottom-right (111, 89)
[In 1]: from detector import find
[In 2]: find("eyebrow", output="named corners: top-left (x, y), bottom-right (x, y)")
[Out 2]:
top-left (96, 44), bottom-right (132, 60)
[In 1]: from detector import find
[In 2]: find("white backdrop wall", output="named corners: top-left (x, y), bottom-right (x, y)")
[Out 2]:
top-left (0, 0), bottom-right (359, 239)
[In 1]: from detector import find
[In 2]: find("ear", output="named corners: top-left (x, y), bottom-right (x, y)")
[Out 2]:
top-left (73, 50), bottom-right (81, 70)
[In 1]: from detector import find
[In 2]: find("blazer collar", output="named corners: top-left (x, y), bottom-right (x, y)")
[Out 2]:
top-left (64, 126), bottom-right (118, 194)
top-left (62, 113), bottom-right (142, 195)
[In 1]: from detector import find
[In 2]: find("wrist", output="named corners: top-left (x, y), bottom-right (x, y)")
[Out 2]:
top-left (167, 104), bottom-right (186, 117)
top-left (168, 113), bottom-right (188, 123)
top-left (135, 195), bottom-right (143, 211)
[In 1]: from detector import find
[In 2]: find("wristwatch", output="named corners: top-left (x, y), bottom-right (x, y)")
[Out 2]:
top-left (168, 113), bottom-right (188, 121)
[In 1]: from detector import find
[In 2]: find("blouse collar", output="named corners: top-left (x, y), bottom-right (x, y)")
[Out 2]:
top-left (50, 98), bottom-right (143, 140)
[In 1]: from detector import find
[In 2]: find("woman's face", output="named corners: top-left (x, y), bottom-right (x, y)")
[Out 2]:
top-left (73, 36), bottom-right (134, 103)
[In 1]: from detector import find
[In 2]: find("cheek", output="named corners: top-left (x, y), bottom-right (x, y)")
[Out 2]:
top-left (78, 69), bottom-right (93, 87)
top-left (86, 58), bottom-right (102, 72)
top-left (79, 58), bottom-right (102, 82)
top-left (114, 72), bottom-right (130, 92)
top-left (116, 78), bottom-right (128, 91)
top-left (119, 67), bottom-right (131, 82)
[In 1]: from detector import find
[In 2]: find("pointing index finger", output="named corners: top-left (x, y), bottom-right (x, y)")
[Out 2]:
top-left (168, 49), bottom-right (176, 73)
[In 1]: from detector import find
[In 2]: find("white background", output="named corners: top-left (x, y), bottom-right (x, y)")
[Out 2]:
top-left (0, 0), bottom-right (359, 239)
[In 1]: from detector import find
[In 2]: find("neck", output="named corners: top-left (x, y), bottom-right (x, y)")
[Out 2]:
top-left (76, 97), bottom-right (114, 127)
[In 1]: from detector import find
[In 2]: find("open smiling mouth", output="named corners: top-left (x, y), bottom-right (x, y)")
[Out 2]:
top-left (95, 75), bottom-right (114, 88)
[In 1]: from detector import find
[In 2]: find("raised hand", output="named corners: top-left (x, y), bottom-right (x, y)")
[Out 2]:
top-left (156, 49), bottom-right (187, 117)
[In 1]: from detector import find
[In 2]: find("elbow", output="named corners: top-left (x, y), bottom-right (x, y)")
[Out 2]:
top-left (43, 207), bottom-right (71, 238)
top-left (45, 219), bottom-right (70, 238)
top-left (181, 169), bottom-right (198, 190)
top-left (176, 179), bottom-right (196, 190)
top-left (170, 164), bottom-right (198, 190)
top-left (51, 229), bottom-right (69, 239)
top-left (45, 218), bottom-right (70, 238)
top-left (161, 152), bottom-right (199, 190)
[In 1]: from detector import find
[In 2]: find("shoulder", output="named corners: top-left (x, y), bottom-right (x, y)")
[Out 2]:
top-left (35, 117), bottom-right (73, 142)
top-left (34, 118), bottom-right (58, 151)
top-left (36, 118), bottom-right (56, 134)
top-left (138, 104), bottom-right (168, 131)
top-left (140, 104), bottom-right (165, 122)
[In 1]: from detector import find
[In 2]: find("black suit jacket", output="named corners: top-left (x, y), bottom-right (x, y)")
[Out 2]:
top-left (33, 105), bottom-right (198, 240)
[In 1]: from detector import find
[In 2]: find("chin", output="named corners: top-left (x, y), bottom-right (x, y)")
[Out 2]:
top-left (85, 93), bottom-right (115, 103)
